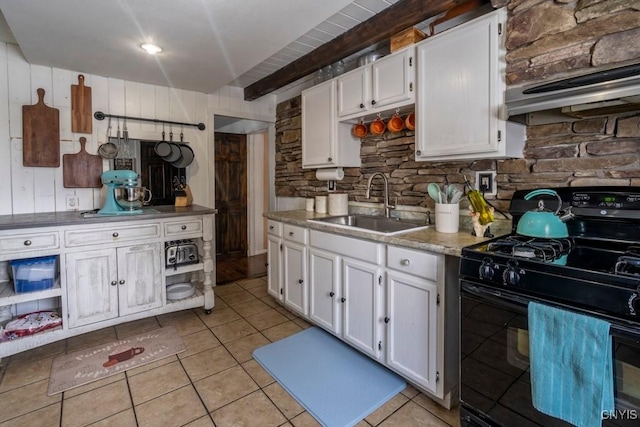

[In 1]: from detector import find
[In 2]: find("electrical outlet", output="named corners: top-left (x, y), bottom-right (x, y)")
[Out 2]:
top-left (327, 180), bottom-right (336, 192)
top-left (475, 171), bottom-right (497, 196)
top-left (66, 195), bottom-right (80, 210)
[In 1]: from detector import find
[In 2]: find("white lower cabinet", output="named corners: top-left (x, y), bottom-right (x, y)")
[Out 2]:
top-left (66, 243), bottom-right (163, 328)
top-left (342, 257), bottom-right (382, 359)
top-left (283, 240), bottom-right (307, 316)
top-left (386, 271), bottom-right (439, 395)
top-left (308, 247), bottom-right (340, 333)
top-left (267, 234), bottom-right (283, 301)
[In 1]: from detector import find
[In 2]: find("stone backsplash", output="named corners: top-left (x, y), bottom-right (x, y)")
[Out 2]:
top-left (275, 0), bottom-right (640, 213)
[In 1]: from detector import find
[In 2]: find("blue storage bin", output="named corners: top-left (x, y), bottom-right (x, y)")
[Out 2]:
top-left (10, 255), bottom-right (57, 293)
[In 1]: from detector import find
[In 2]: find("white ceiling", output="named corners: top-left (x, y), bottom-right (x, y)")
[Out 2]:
top-left (0, 0), bottom-right (404, 96)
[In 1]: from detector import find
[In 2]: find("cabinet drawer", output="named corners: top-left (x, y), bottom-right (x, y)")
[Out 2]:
top-left (267, 220), bottom-right (282, 237)
top-left (65, 223), bottom-right (161, 247)
top-left (164, 218), bottom-right (202, 237)
top-left (310, 230), bottom-right (381, 264)
top-left (284, 224), bottom-right (307, 244)
top-left (0, 231), bottom-right (59, 255)
top-left (387, 246), bottom-right (440, 281)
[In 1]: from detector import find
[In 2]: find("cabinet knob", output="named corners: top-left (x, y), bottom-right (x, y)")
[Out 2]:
top-left (384, 316), bottom-right (390, 324)
top-left (329, 291), bottom-right (335, 297)
top-left (265, 262), bottom-right (269, 267)
top-left (401, 259), bottom-right (411, 266)
top-left (416, 150), bottom-right (422, 156)
top-left (340, 297), bottom-right (346, 303)
top-left (111, 281), bottom-right (117, 286)
top-left (23, 240), bottom-right (32, 246)
top-left (327, 157), bottom-right (332, 162)
top-left (112, 232), bottom-right (119, 238)
top-left (298, 279), bottom-right (304, 284)
top-left (269, 225), bottom-right (274, 230)
top-left (118, 280), bottom-right (125, 285)
top-left (359, 103), bottom-right (364, 109)
top-left (181, 225), bottom-right (187, 230)
top-left (371, 99), bottom-right (376, 105)
top-left (289, 231), bottom-right (294, 236)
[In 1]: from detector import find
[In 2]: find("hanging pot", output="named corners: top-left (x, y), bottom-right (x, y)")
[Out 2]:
top-left (171, 144), bottom-right (194, 168)
top-left (155, 128), bottom-right (171, 157)
top-left (516, 189), bottom-right (573, 238)
top-left (161, 142), bottom-right (182, 162)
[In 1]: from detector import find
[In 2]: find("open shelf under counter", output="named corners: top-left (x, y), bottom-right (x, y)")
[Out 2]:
top-left (0, 325), bottom-right (64, 358)
top-left (164, 262), bottom-right (204, 277)
top-left (0, 279), bottom-right (62, 305)
top-left (165, 281), bottom-right (205, 310)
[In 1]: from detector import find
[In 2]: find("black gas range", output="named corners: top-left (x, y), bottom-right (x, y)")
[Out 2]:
top-left (461, 186), bottom-right (640, 325)
top-left (459, 187), bottom-right (640, 427)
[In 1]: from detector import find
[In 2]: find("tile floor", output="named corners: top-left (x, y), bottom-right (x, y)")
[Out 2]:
top-left (0, 276), bottom-right (461, 427)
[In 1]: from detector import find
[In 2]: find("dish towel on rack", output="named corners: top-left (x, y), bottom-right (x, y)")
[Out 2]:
top-left (529, 301), bottom-right (614, 427)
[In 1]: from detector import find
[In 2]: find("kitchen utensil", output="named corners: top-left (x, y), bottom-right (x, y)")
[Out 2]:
top-left (63, 137), bottom-right (102, 188)
top-left (353, 119), bottom-right (367, 138)
top-left (387, 110), bottom-right (404, 132)
top-left (162, 143), bottom-right (182, 162)
top-left (370, 114), bottom-right (385, 135)
top-left (171, 144), bottom-right (194, 168)
top-left (405, 112), bottom-right (415, 131)
top-left (166, 282), bottom-right (195, 300)
top-left (71, 74), bottom-right (92, 134)
top-left (450, 190), bottom-right (464, 204)
top-left (22, 88), bottom-right (60, 167)
top-left (98, 142), bottom-right (118, 159)
top-left (516, 189), bottom-right (573, 238)
top-left (155, 124), bottom-right (171, 157)
top-left (427, 183), bottom-right (441, 203)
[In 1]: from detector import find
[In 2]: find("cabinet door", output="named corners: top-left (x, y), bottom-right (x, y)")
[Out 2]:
top-left (342, 257), bottom-right (382, 359)
top-left (66, 248), bottom-right (118, 328)
top-left (371, 47), bottom-right (414, 109)
top-left (301, 80), bottom-right (336, 168)
top-left (416, 10), bottom-right (503, 159)
top-left (309, 248), bottom-right (340, 334)
top-left (386, 271), bottom-right (439, 395)
top-left (267, 234), bottom-right (283, 301)
top-left (337, 67), bottom-right (370, 117)
top-left (283, 241), bottom-right (307, 316)
top-left (117, 243), bottom-right (163, 317)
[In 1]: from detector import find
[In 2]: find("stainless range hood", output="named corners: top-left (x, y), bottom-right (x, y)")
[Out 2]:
top-left (505, 63), bottom-right (640, 118)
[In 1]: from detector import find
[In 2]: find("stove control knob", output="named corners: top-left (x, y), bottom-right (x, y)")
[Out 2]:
top-left (503, 261), bottom-right (523, 286)
top-left (479, 258), bottom-right (496, 280)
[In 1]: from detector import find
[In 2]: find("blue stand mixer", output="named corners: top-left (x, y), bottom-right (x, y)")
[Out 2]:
top-left (98, 170), bottom-right (147, 215)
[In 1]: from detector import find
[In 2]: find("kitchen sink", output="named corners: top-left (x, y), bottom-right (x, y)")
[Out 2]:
top-left (309, 214), bottom-right (431, 235)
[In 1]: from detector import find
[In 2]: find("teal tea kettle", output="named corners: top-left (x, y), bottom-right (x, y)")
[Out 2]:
top-left (516, 189), bottom-right (574, 238)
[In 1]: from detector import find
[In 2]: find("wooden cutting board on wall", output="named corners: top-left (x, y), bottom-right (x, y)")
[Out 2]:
top-left (22, 88), bottom-right (60, 167)
top-left (71, 74), bottom-right (92, 133)
top-left (63, 137), bottom-right (102, 188)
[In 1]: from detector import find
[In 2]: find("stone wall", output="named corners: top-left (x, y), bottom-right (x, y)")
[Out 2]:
top-left (275, 0), bottom-right (640, 212)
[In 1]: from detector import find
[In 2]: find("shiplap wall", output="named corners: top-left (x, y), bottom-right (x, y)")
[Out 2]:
top-left (0, 42), bottom-right (276, 216)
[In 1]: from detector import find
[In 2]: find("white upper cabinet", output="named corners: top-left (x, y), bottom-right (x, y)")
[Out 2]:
top-left (301, 80), bottom-right (361, 169)
top-left (415, 8), bottom-right (525, 161)
top-left (337, 47), bottom-right (415, 120)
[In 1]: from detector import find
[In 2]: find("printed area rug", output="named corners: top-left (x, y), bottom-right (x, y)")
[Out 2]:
top-left (48, 326), bottom-right (185, 395)
top-left (253, 327), bottom-right (406, 427)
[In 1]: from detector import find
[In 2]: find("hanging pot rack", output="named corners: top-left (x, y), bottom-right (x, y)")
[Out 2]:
top-left (94, 111), bottom-right (206, 131)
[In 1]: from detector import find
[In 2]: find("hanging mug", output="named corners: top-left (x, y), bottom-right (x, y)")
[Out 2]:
top-left (369, 114), bottom-right (385, 135)
top-left (387, 112), bottom-right (404, 133)
top-left (353, 119), bottom-right (368, 138)
top-left (405, 112), bottom-right (416, 131)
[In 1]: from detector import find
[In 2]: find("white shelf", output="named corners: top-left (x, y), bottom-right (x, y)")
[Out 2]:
top-left (0, 279), bottom-right (62, 305)
top-left (164, 262), bottom-right (204, 277)
top-left (165, 281), bottom-right (205, 310)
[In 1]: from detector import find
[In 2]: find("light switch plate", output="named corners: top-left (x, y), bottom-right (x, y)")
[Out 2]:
top-left (475, 171), bottom-right (497, 196)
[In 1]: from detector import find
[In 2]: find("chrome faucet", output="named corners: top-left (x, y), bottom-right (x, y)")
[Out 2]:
top-left (365, 172), bottom-right (395, 218)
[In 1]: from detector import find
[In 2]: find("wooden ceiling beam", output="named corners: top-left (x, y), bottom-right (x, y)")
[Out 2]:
top-left (244, 0), bottom-right (469, 101)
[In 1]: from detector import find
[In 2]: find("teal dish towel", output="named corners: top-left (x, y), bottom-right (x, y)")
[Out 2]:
top-left (529, 301), bottom-right (614, 427)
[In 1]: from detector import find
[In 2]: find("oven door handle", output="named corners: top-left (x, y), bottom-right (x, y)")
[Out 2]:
top-left (461, 281), bottom-right (531, 309)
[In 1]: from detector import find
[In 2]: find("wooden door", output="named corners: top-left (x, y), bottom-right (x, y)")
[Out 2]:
top-left (215, 133), bottom-right (248, 258)
top-left (139, 141), bottom-right (183, 206)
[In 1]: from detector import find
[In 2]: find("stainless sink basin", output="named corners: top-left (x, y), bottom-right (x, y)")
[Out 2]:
top-left (309, 214), bottom-right (430, 235)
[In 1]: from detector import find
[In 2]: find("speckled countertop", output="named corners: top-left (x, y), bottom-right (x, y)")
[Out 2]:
top-left (265, 210), bottom-right (512, 257)
top-left (0, 205), bottom-right (218, 231)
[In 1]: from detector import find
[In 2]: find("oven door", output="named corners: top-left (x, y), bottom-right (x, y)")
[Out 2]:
top-left (460, 280), bottom-right (640, 427)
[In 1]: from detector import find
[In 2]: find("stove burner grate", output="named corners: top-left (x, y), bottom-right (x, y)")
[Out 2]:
top-left (614, 246), bottom-right (640, 277)
top-left (486, 235), bottom-right (573, 263)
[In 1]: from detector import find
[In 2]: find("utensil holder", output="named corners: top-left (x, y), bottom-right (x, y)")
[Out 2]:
top-left (175, 185), bottom-right (193, 207)
top-left (435, 203), bottom-right (459, 233)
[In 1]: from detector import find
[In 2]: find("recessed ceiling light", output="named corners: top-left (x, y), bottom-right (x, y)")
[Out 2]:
top-left (140, 43), bottom-right (162, 55)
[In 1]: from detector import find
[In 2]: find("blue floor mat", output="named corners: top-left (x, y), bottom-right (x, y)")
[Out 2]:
top-left (253, 327), bottom-right (406, 427)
